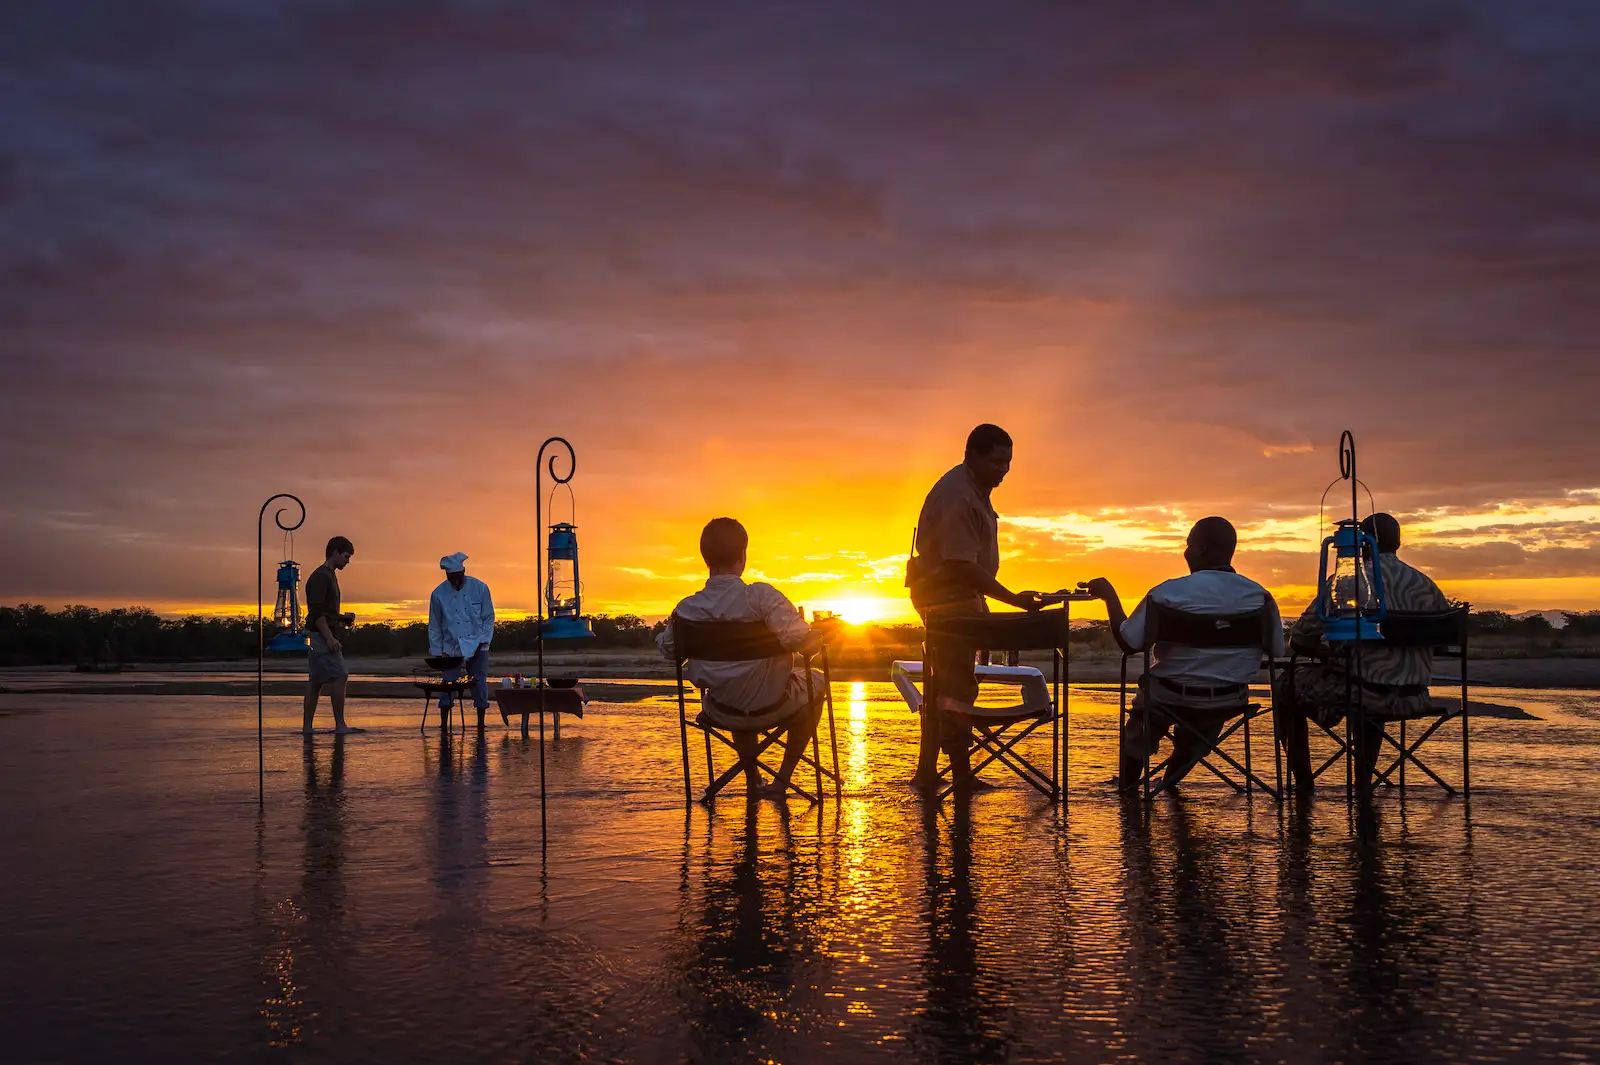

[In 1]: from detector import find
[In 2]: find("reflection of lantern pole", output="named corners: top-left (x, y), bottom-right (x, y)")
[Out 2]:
top-left (257, 493), bottom-right (305, 806)
top-left (534, 436), bottom-right (574, 831)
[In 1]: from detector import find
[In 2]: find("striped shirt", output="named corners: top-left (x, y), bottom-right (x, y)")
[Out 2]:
top-left (1290, 553), bottom-right (1449, 685)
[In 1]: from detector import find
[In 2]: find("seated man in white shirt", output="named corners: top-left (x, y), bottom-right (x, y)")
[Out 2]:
top-left (1086, 516), bottom-right (1284, 792)
top-left (656, 517), bottom-right (830, 801)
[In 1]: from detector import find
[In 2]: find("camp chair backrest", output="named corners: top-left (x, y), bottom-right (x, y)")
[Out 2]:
top-left (1378, 607), bottom-right (1468, 649)
top-left (1144, 601), bottom-right (1270, 649)
top-left (670, 615), bottom-right (791, 662)
top-left (925, 606), bottom-right (1069, 652)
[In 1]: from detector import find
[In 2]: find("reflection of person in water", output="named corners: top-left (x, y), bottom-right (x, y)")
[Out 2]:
top-left (912, 800), bottom-right (1009, 1063)
top-left (429, 729), bottom-right (491, 927)
top-left (302, 735), bottom-right (347, 930)
top-left (286, 735), bottom-right (348, 1045)
top-left (1340, 834), bottom-right (1454, 1059)
top-left (679, 805), bottom-right (830, 1061)
top-left (1115, 798), bottom-right (1252, 1061)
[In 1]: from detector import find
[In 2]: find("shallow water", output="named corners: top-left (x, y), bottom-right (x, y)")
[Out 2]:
top-left (1, 681), bottom-right (1597, 1064)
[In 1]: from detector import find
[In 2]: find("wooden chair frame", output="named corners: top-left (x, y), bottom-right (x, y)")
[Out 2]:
top-left (671, 616), bottom-right (842, 805)
top-left (923, 607), bottom-right (1070, 803)
top-left (1118, 602), bottom-right (1281, 801)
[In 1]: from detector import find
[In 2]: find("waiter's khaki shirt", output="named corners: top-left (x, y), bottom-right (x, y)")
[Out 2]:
top-left (914, 463), bottom-right (999, 611)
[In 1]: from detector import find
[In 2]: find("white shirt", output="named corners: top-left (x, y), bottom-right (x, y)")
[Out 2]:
top-left (428, 575), bottom-right (495, 659)
top-left (656, 574), bottom-right (810, 711)
top-left (1121, 569), bottom-right (1284, 688)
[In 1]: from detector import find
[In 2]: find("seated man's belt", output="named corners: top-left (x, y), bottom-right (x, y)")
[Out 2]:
top-left (1357, 679), bottom-right (1428, 697)
top-left (1155, 676), bottom-right (1248, 699)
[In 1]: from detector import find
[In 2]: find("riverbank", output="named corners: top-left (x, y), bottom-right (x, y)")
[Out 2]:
top-left (4, 650), bottom-right (1597, 689)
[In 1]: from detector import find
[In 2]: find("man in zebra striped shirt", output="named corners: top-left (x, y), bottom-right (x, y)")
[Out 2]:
top-left (1276, 512), bottom-right (1450, 792)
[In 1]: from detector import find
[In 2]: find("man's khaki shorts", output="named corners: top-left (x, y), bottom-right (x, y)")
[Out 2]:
top-left (308, 633), bottom-right (349, 687)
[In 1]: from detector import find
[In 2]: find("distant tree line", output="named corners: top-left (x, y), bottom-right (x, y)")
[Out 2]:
top-left (0, 604), bottom-right (655, 667)
top-left (1467, 610), bottom-right (1600, 639)
top-left (5, 604), bottom-right (1599, 668)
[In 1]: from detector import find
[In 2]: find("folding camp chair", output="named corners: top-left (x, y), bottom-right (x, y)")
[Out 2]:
top-left (1281, 607), bottom-right (1471, 798)
top-left (1119, 602), bottom-right (1281, 800)
top-left (1369, 607), bottom-right (1471, 796)
top-left (671, 616), bottom-right (842, 804)
top-left (1276, 648), bottom-right (1352, 789)
top-left (922, 607), bottom-right (1069, 802)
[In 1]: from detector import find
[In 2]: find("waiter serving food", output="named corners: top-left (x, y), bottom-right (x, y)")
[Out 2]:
top-left (428, 551), bottom-right (496, 723)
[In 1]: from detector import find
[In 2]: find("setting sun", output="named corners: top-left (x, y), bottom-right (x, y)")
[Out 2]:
top-left (809, 596), bottom-right (900, 626)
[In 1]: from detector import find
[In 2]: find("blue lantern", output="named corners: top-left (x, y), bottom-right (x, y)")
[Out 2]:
top-left (265, 558), bottom-right (310, 653)
top-left (541, 521), bottom-right (592, 640)
top-left (1316, 518), bottom-right (1386, 641)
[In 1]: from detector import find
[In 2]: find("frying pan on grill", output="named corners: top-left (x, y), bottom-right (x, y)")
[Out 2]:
top-left (424, 655), bottom-right (465, 671)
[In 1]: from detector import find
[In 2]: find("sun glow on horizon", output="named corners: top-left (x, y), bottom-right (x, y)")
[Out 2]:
top-left (809, 596), bottom-right (903, 626)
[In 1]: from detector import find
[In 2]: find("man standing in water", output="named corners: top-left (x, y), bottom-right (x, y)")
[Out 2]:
top-left (908, 424), bottom-right (1042, 792)
top-left (303, 535), bottom-right (361, 734)
top-left (428, 551), bottom-right (496, 727)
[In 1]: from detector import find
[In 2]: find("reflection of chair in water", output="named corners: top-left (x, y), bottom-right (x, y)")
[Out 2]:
top-left (1116, 797), bottom-right (1258, 1061)
top-left (904, 606), bottom-right (1070, 801)
top-left (1118, 602), bottom-right (1281, 799)
top-left (670, 617), bottom-right (841, 803)
top-left (675, 805), bottom-right (835, 1061)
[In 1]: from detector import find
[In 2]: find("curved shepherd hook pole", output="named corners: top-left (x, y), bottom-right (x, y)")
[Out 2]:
top-left (1340, 429), bottom-right (1358, 521)
top-left (535, 436), bottom-right (575, 838)
top-left (257, 493), bottom-right (306, 806)
top-left (1337, 428), bottom-right (1367, 804)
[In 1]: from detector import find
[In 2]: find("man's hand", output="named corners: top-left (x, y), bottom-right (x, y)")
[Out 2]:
top-left (1084, 577), bottom-right (1116, 601)
top-left (327, 636), bottom-right (343, 655)
top-left (1013, 590), bottom-right (1044, 611)
top-left (801, 629), bottom-right (827, 656)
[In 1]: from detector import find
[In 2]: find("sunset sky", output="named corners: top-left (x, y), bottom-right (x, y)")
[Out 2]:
top-left (2, 2), bottom-right (1597, 625)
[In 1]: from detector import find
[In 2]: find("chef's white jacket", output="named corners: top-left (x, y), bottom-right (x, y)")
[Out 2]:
top-left (428, 576), bottom-right (495, 659)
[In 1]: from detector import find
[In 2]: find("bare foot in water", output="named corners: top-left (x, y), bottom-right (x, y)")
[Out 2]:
top-left (756, 781), bottom-right (791, 801)
top-left (334, 725), bottom-right (365, 735)
top-left (953, 776), bottom-right (997, 795)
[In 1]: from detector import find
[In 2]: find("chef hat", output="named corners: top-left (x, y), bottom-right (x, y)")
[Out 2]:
top-left (440, 552), bottom-right (468, 572)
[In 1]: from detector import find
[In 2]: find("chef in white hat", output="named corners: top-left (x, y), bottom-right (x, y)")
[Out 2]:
top-left (427, 552), bottom-right (496, 724)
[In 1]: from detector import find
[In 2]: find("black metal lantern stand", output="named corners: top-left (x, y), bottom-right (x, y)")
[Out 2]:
top-left (257, 493), bottom-right (306, 805)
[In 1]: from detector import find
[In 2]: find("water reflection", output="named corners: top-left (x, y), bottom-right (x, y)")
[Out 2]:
top-left (676, 804), bottom-right (839, 1062)
top-left (257, 736), bottom-right (347, 1050)
top-left (6, 683), bottom-right (1598, 1062)
top-left (912, 798), bottom-right (1012, 1062)
top-left (428, 729), bottom-right (490, 908)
